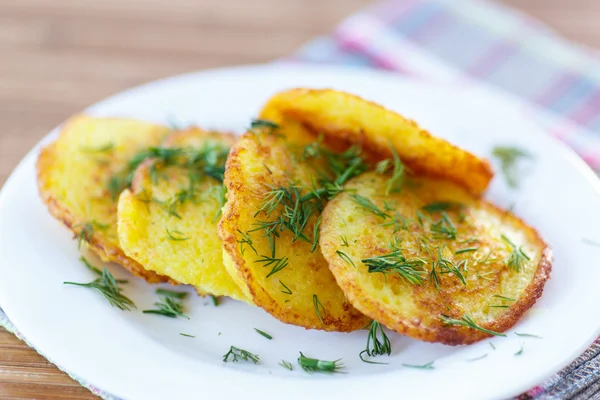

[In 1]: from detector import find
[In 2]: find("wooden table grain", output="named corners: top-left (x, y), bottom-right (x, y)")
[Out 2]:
top-left (0, 0), bottom-right (598, 398)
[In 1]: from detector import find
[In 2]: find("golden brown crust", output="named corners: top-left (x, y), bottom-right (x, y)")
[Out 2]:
top-left (36, 115), bottom-right (172, 283)
top-left (218, 132), bottom-right (370, 331)
top-left (319, 173), bottom-right (552, 344)
top-left (259, 88), bottom-right (494, 196)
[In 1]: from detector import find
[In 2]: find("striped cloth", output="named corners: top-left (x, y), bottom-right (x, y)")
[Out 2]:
top-left (291, 1), bottom-right (600, 398)
top-left (2, 0), bottom-right (600, 399)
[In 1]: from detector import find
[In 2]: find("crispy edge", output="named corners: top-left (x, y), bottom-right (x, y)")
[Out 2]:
top-left (259, 88), bottom-right (494, 196)
top-left (320, 195), bottom-right (552, 345)
top-left (217, 133), bottom-right (370, 332)
top-left (35, 116), bottom-right (171, 284)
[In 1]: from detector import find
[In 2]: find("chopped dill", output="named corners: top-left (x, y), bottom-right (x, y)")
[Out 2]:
top-left (430, 212), bottom-right (457, 240)
top-left (313, 294), bottom-right (326, 324)
top-left (492, 146), bottom-right (532, 189)
top-left (255, 254), bottom-right (289, 278)
top-left (350, 194), bottom-right (389, 219)
top-left (254, 328), bottom-right (273, 340)
top-left (180, 333), bottom-right (195, 338)
top-left (279, 360), bottom-right (294, 370)
top-left (440, 314), bottom-right (506, 337)
top-left (73, 220), bottom-right (108, 249)
top-left (223, 346), bottom-right (260, 364)
top-left (435, 247), bottom-right (467, 285)
top-left (363, 249), bottom-right (427, 285)
top-left (492, 295), bottom-right (515, 301)
top-left (501, 235), bottom-right (530, 272)
top-left (336, 250), bottom-right (355, 267)
top-left (237, 230), bottom-right (257, 256)
top-left (210, 295), bottom-right (219, 306)
top-left (165, 227), bottom-right (189, 241)
top-left (489, 342), bottom-right (496, 350)
top-left (298, 352), bottom-right (343, 373)
top-left (422, 201), bottom-right (464, 213)
top-left (515, 332), bottom-right (542, 338)
top-left (515, 342), bottom-right (525, 356)
top-left (143, 296), bottom-right (189, 319)
top-left (279, 280), bottom-right (292, 295)
top-left (155, 288), bottom-right (188, 299)
top-left (64, 268), bottom-right (135, 311)
top-left (455, 247), bottom-right (478, 254)
top-left (402, 361), bottom-right (435, 370)
top-left (340, 235), bottom-right (350, 247)
top-left (360, 321), bottom-right (392, 364)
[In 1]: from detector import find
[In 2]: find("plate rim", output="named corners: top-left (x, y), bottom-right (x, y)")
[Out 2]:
top-left (1, 62), bottom-right (600, 400)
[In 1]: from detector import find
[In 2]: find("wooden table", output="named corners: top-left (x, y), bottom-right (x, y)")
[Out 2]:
top-left (0, 0), bottom-right (598, 398)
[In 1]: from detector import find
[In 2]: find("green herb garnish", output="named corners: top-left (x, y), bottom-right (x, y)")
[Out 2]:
top-left (180, 333), bottom-right (195, 338)
top-left (223, 346), bottom-right (260, 364)
top-left (64, 268), bottom-right (135, 311)
top-left (515, 332), bottom-right (542, 338)
top-left (455, 247), bottom-right (478, 254)
top-left (166, 227), bottom-right (189, 241)
top-left (279, 280), bottom-right (292, 295)
top-left (143, 296), bottom-right (189, 319)
top-left (336, 250), bottom-right (355, 267)
top-left (501, 235), bottom-right (530, 272)
top-left (440, 314), bottom-right (506, 337)
top-left (155, 288), bottom-right (188, 299)
top-left (466, 354), bottom-right (488, 362)
top-left (279, 360), bottom-right (294, 370)
top-left (422, 201), bottom-right (464, 213)
top-left (73, 221), bottom-right (108, 249)
top-left (402, 361), bottom-right (435, 370)
top-left (351, 194), bottom-right (389, 219)
top-left (360, 321), bottom-right (392, 364)
top-left (254, 328), bottom-right (273, 340)
top-left (430, 212), bottom-right (457, 240)
top-left (492, 146), bottom-right (531, 188)
top-left (515, 343), bottom-right (525, 356)
top-left (362, 249), bottom-right (427, 285)
top-left (298, 352), bottom-right (343, 373)
top-left (313, 294), bottom-right (326, 324)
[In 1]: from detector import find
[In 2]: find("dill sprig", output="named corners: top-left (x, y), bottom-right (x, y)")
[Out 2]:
top-left (165, 227), bottom-right (189, 241)
top-left (254, 328), bottom-right (273, 340)
top-left (435, 247), bottom-right (467, 285)
top-left (455, 247), bottom-right (478, 254)
top-left (279, 280), bottom-right (292, 295)
top-left (73, 220), bottom-right (108, 249)
top-left (255, 254), bottom-right (289, 278)
top-left (313, 294), bottom-right (326, 324)
top-left (336, 250), bottom-right (355, 267)
top-left (515, 332), bottom-right (542, 338)
top-left (155, 288), bottom-right (188, 299)
top-left (351, 194), bottom-right (389, 219)
top-left (381, 212), bottom-right (412, 233)
top-left (363, 249), bottom-right (427, 285)
top-left (440, 314), bottom-right (506, 337)
top-left (210, 295), bottom-right (219, 306)
top-left (360, 321), bottom-right (392, 364)
top-left (108, 143), bottom-right (229, 201)
top-left (298, 352), bottom-right (344, 373)
top-left (223, 346), bottom-right (260, 364)
top-left (492, 146), bottom-right (532, 188)
top-left (375, 146), bottom-right (405, 195)
top-left (180, 333), bottom-right (195, 338)
top-left (430, 212), bottom-right (457, 240)
top-left (340, 235), bottom-right (350, 247)
top-left (402, 361), bottom-right (435, 370)
top-left (279, 360), bottom-right (294, 370)
top-left (64, 268), bottom-right (135, 311)
top-left (237, 230), bottom-right (257, 256)
top-left (515, 342), bottom-right (525, 356)
top-left (422, 201), bottom-right (464, 213)
top-left (143, 296), bottom-right (189, 319)
top-left (501, 235), bottom-right (530, 272)
top-left (250, 119), bottom-right (279, 132)
top-left (79, 257), bottom-right (128, 283)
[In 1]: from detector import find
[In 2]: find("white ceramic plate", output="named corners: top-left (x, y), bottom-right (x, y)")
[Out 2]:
top-left (1, 64), bottom-right (600, 400)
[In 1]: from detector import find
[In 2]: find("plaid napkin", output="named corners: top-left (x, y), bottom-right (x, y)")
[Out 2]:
top-left (2, 0), bottom-right (600, 399)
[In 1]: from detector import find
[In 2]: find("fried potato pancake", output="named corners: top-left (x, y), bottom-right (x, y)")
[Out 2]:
top-left (37, 115), bottom-right (171, 283)
top-left (117, 128), bottom-right (249, 302)
top-left (259, 88), bottom-right (493, 195)
top-left (320, 172), bottom-right (551, 344)
top-left (218, 130), bottom-right (370, 331)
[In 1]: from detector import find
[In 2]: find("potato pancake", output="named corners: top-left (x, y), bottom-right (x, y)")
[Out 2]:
top-left (218, 128), bottom-right (370, 331)
top-left (117, 128), bottom-right (249, 302)
top-left (320, 172), bottom-right (551, 345)
top-left (259, 88), bottom-right (493, 195)
top-left (36, 115), bottom-right (171, 283)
